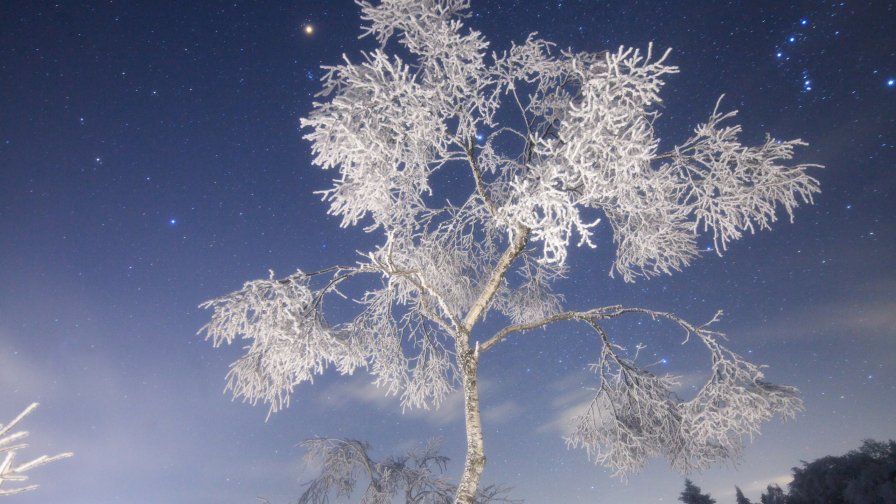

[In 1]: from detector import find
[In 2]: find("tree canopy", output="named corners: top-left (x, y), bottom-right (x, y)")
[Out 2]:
top-left (200, 0), bottom-right (818, 501)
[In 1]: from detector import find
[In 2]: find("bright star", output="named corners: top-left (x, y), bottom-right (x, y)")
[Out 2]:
top-left (788, 36), bottom-right (796, 43)
top-left (776, 52), bottom-right (783, 58)
top-left (304, 24), bottom-right (314, 36)
top-left (475, 132), bottom-right (485, 143)
top-left (800, 19), bottom-right (808, 26)
top-left (888, 79), bottom-right (895, 87)
top-left (169, 218), bottom-right (177, 225)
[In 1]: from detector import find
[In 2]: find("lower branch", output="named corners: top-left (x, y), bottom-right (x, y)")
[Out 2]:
top-left (476, 305), bottom-right (802, 477)
top-left (478, 305), bottom-right (722, 353)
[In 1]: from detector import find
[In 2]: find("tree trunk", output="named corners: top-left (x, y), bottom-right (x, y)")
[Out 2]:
top-left (454, 226), bottom-right (529, 503)
top-left (454, 348), bottom-right (485, 504)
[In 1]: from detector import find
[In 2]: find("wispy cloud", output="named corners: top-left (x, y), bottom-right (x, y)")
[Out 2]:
top-left (483, 399), bottom-right (524, 425)
top-left (535, 373), bottom-right (596, 437)
top-left (317, 374), bottom-right (525, 428)
top-left (317, 375), bottom-right (465, 426)
top-left (732, 297), bottom-right (896, 346)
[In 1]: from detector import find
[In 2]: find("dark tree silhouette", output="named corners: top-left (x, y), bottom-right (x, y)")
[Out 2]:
top-left (759, 484), bottom-right (786, 504)
top-left (787, 439), bottom-right (896, 504)
top-left (678, 479), bottom-right (716, 504)
top-left (735, 486), bottom-right (753, 504)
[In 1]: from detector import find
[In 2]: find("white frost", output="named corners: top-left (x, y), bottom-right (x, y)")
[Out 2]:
top-left (201, 0), bottom-right (817, 484)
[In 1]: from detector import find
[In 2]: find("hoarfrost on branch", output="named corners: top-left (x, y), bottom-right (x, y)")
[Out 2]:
top-left (0, 403), bottom-right (72, 496)
top-left (200, 0), bottom-right (818, 500)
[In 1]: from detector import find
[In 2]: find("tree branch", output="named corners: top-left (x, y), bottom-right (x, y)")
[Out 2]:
top-left (461, 226), bottom-right (530, 339)
top-left (479, 305), bottom-right (722, 353)
top-left (465, 146), bottom-right (498, 217)
top-left (0, 403), bottom-right (72, 496)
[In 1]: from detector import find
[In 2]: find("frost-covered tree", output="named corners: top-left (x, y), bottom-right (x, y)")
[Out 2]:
top-left (200, 0), bottom-right (818, 502)
top-left (296, 438), bottom-right (519, 504)
top-left (0, 403), bottom-right (72, 496)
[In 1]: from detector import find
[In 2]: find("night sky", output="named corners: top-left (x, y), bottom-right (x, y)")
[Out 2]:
top-left (2, 1), bottom-right (895, 502)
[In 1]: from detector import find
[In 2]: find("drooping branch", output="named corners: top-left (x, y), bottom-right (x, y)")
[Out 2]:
top-left (528, 309), bottom-right (802, 477)
top-left (479, 304), bottom-right (801, 476)
top-left (201, 254), bottom-right (470, 414)
top-left (199, 267), bottom-right (380, 416)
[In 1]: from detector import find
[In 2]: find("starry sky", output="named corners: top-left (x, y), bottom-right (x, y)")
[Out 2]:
top-left (1, 1), bottom-right (894, 502)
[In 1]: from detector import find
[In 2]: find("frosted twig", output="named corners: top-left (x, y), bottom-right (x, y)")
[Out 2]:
top-left (0, 403), bottom-right (72, 496)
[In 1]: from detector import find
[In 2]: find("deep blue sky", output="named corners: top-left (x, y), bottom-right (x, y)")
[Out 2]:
top-left (1, 1), bottom-right (894, 502)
